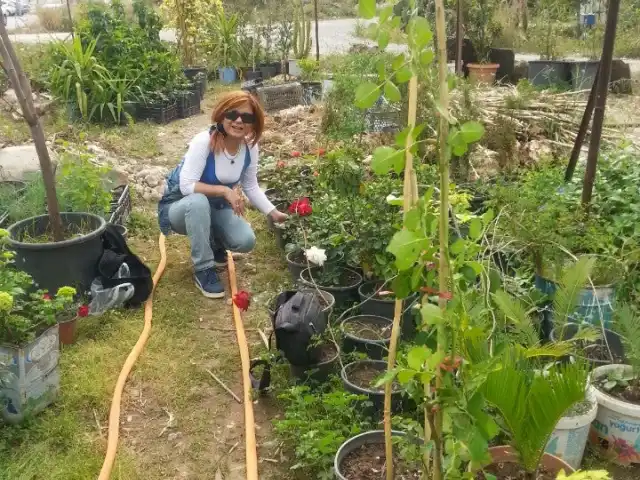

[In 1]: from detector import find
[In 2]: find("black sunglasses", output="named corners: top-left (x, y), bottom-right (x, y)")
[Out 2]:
top-left (224, 110), bottom-right (256, 124)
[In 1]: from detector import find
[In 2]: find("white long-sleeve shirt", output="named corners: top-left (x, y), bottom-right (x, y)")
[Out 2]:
top-left (178, 130), bottom-right (275, 215)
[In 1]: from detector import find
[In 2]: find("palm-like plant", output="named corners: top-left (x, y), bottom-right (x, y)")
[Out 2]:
top-left (481, 350), bottom-right (589, 479)
top-left (208, 11), bottom-right (242, 69)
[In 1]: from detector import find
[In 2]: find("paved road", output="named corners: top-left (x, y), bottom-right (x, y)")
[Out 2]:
top-left (6, 17), bottom-right (640, 73)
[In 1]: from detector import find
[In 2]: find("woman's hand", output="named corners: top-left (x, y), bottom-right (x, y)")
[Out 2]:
top-left (269, 209), bottom-right (288, 223)
top-left (225, 187), bottom-right (245, 216)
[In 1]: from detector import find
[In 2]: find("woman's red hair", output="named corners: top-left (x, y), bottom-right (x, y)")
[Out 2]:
top-left (209, 90), bottom-right (265, 153)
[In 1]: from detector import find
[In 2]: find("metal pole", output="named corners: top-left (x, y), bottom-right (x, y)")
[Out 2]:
top-left (455, 0), bottom-right (463, 75)
top-left (314, 0), bottom-right (319, 62)
top-left (564, 65), bottom-right (599, 182)
top-left (581, 0), bottom-right (620, 206)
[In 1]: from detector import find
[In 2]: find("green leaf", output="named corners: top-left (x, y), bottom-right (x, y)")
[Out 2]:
top-left (419, 50), bottom-right (434, 66)
top-left (392, 54), bottom-right (405, 70)
top-left (397, 368), bottom-right (416, 384)
top-left (460, 121), bottom-right (485, 143)
top-left (469, 217), bottom-right (483, 240)
top-left (408, 346), bottom-right (430, 370)
top-left (373, 369), bottom-right (396, 388)
top-left (395, 66), bottom-right (412, 84)
top-left (378, 30), bottom-right (390, 50)
top-left (407, 16), bottom-right (433, 50)
top-left (355, 82), bottom-right (381, 109)
top-left (450, 238), bottom-right (465, 255)
top-left (371, 146), bottom-right (404, 175)
top-left (492, 290), bottom-right (529, 326)
top-left (376, 59), bottom-right (387, 80)
top-left (387, 229), bottom-right (429, 270)
top-left (404, 207), bottom-right (421, 231)
top-left (379, 5), bottom-right (394, 22)
top-left (384, 80), bottom-right (401, 102)
top-left (421, 303), bottom-right (443, 326)
top-left (411, 265), bottom-right (424, 290)
top-left (358, 0), bottom-right (376, 19)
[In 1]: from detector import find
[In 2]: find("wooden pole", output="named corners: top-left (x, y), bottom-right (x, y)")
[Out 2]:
top-left (564, 66), bottom-right (599, 182)
top-left (65, 0), bottom-right (74, 40)
top-left (0, 20), bottom-right (63, 241)
top-left (314, 0), bottom-right (320, 62)
top-left (227, 253), bottom-right (259, 480)
top-left (581, 0), bottom-right (620, 206)
top-left (455, 0), bottom-right (463, 75)
top-left (384, 75), bottom-right (419, 480)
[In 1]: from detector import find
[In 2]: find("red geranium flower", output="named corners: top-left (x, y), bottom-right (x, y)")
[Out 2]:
top-left (317, 148), bottom-right (326, 156)
top-left (291, 151), bottom-right (301, 158)
top-left (77, 304), bottom-right (89, 317)
top-left (288, 197), bottom-right (312, 216)
top-left (233, 291), bottom-right (251, 311)
top-left (313, 171), bottom-right (319, 177)
top-left (276, 160), bottom-right (286, 168)
top-left (43, 293), bottom-right (52, 301)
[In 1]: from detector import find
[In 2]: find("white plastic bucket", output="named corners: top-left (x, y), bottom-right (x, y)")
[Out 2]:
top-left (545, 386), bottom-right (598, 469)
top-left (288, 59), bottom-right (301, 77)
top-left (590, 364), bottom-right (640, 464)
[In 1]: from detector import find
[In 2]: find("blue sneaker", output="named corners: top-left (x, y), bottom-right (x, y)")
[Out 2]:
top-left (194, 268), bottom-right (225, 298)
top-left (213, 248), bottom-right (228, 268)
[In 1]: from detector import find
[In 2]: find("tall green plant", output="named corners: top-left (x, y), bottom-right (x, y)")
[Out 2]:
top-left (207, 10), bottom-right (242, 68)
top-left (292, 0), bottom-right (311, 59)
top-left (481, 351), bottom-right (588, 478)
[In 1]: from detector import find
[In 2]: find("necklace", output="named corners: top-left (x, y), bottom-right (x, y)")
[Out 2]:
top-left (222, 147), bottom-right (241, 165)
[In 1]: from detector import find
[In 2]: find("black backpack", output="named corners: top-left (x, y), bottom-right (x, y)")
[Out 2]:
top-left (97, 224), bottom-right (153, 308)
top-left (249, 290), bottom-right (326, 392)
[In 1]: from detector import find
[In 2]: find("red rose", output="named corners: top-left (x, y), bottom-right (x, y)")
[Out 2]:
top-left (291, 151), bottom-right (301, 158)
top-left (288, 197), bottom-right (312, 216)
top-left (43, 293), bottom-right (52, 301)
top-left (276, 160), bottom-right (286, 168)
top-left (317, 148), bottom-right (326, 156)
top-left (77, 304), bottom-right (89, 317)
top-left (233, 291), bottom-right (251, 311)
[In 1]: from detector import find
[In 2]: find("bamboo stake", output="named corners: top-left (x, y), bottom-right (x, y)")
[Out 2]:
top-left (384, 75), bottom-right (419, 480)
top-left (227, 252), bottom-right (259, 480)
top-left (433, 0), bottom-right (450, 478)
top-left (204, 368), bottom-right (242, 404)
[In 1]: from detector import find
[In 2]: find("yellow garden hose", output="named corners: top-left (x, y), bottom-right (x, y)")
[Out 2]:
top-left (98, 235), bottom-right (259, 479)
top-left (98, 234), bottom-right (167, 480)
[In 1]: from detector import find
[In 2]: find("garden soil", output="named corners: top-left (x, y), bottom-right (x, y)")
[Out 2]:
top-left (340, 442), bottom-right (421, 479)
top-left (476, 463), bottom-right (555, 480)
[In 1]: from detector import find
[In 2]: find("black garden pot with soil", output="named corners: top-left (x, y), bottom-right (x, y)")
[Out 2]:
top-left (358, 282), bottom-right (419, 341)
top-left (550, 322), bottom-right (625, 367)
top-left (299, 267), bottom-right (363, 309)
top-left (340, 315), bottom-right (392, 360)
top-left (289, 340), bottom-right (340, 385)
top-left (7, 212), bottom-right (107, 294)
top-left (341, 360), bottom-right (409, 419)
top-left (285, 249), bottom-right (344, 284)
top-left (334, 430), bottom-right (421, 479)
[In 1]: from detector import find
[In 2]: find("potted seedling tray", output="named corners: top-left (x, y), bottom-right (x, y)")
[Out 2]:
top-left (137, 99), bottom-right (178, 124)
top-left (340, 315), bottom-right (392, 360)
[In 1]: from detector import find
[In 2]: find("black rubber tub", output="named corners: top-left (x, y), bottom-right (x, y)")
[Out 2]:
top-left (299, 267), bottom-right (363, 308)
top-left (551, 322), bottom-right (625, 367)
top-left (290, 340), bottom-right (340, 385)
top-left (340, 315), bottom-right (392, 360)
top-left (7, 212), bottom-right (107, 294)
top-left (285, 249), bottom-right (344, 284)
top-left (358, 282), bottom-right (419, 341)
top-left (528, 60), bottom-right (572, 88)
top-left (341, 360), bottom-right (407, 419)
top-left (334, 430), bottom-right (407, 480)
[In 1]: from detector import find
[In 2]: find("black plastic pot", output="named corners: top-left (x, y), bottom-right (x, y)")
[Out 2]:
top-left (334, 430), bottom-right (406, 480)
top-left (527, 60), bottom-right (572, 88)
top-left (285, 250), bottom-right (345, 284)
top-left (550, 322), bottom-right (625, 367)
top-left (137, 100), bottom-right (178, 124)
top-left (571, 60), bottom-right (599, 90)
top-left (259, 63), bottom-right (278, 79)
top-left (340, 315), bottom-right (392, 360)
top-left (7, 213), bottom-right (107, 294)
top-left (111, 223), bottom-right (128, 240)
top-left (183, 66), bottom-right (207, 80)
top-left (489, 48), bottom-right (515, 83)
top-left (358, 282), bottom-right (419, 341)
top-left (176, 90), bottom-right (201, 119)
top-left (299, 267), bottom-right (363, 308)
top-left (341, 360), bottom-right (405, 419)
top-left (290, 340), bottom-right (340, 385)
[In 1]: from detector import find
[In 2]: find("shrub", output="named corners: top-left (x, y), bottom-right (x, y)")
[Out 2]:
top-left (36, 7), bottom-right (73, 33)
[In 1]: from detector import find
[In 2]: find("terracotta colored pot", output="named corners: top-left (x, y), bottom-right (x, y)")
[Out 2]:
top-left (468, 63), bottom-right (500, 85)
top-left (58, 317), bottom-right (77, 346)
top-left (484, 446), bottom-right (575, 477)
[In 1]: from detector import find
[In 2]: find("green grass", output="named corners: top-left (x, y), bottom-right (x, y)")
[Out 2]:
top-left (0, 204), bottom-right (290, 479)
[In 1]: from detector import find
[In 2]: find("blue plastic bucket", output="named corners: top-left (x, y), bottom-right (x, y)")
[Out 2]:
top-left (218, 67), bottom-right (237, 85)
top-left (582, 14), bottom-right (596, 26)
top-left (535, 275), bottom-right (615, 327)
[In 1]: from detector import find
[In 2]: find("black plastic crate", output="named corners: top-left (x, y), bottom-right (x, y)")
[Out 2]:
top-left (176, 91), bottom-right (201, 119)
top-left (257, 82), bottom-right (303, 111)
top-left (108, 184), bottom-right (132, 226)
top-left (137, 100), bottom-right (178, 124)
